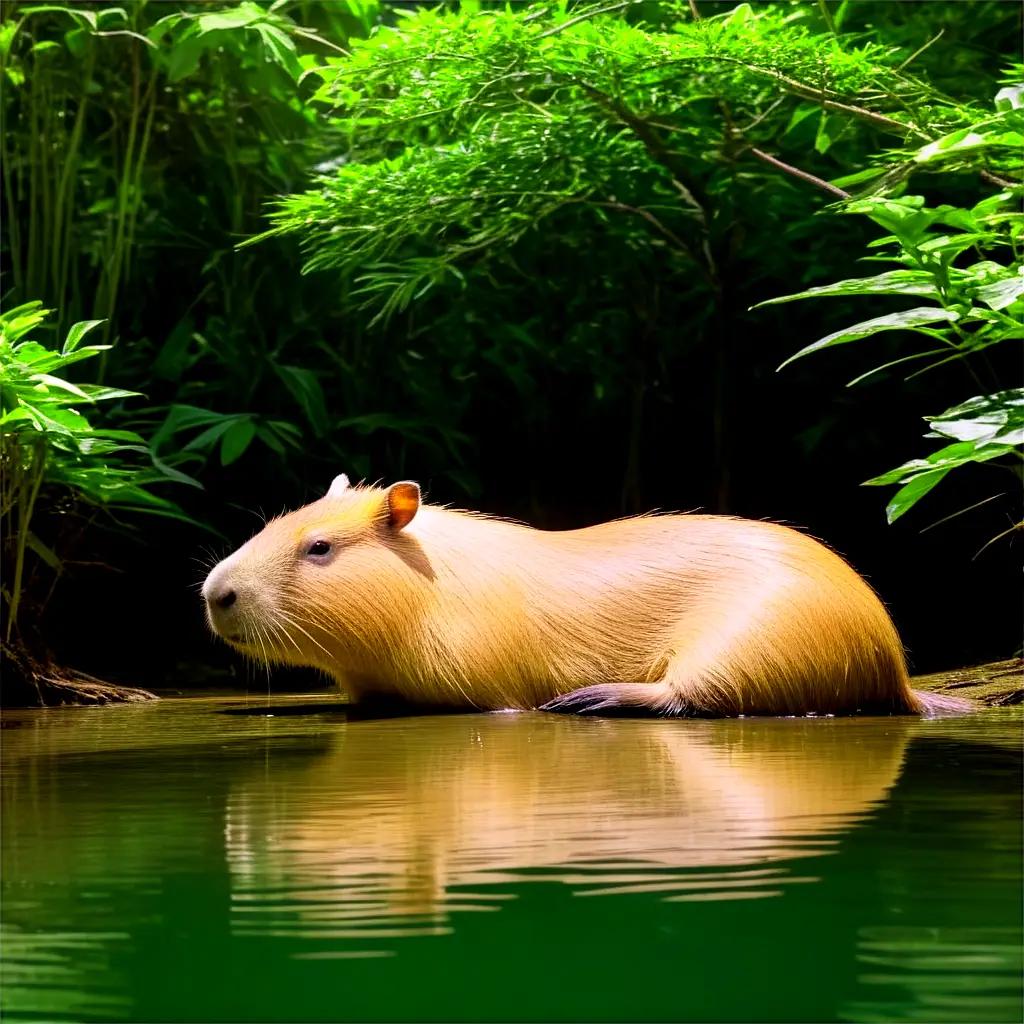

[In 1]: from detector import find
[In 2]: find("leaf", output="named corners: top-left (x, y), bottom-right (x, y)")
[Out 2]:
top-left (23, 403), bottom-right (92, 438)
top-left (182, 418), bottom-right (235, 453)
top-left (783, 104), bottom-right (819, 136)
top-left (255, 23), bottom-right (301, 79)
top-left (829, 166), bottom-right (888, 189)
top-left (927, 390), bottom-right (1024, 446)
top-left (779, 307), bottom-right (960, 369)
top-left (995, 85), bottom-right (1024, 112)
top-left (914, 128), bottom-right (1024, 164)
top-left (149, 453), bottom-right (204, 490)
top-left (6, 341), bottom-right (60, 370)
top-left (881, 469), bottom-right (950, 524)
top-left (0, 301), bottom-right (50, 343)
top-left (74, 384), bottom-right (143, 402)
top-left (31, 373), bottom-right (90, 399)
top-left (26, 530), bottom-right (62, 571)
top-left (272, 363), bottom-right (328, 436)
top-left (973, 273), bottom-right (1024, 311)
top-left (164, 27), bottom-right (207, 82)
top-left (19, 5), bottom-right (97, 29)
top-left (151, 403), bottom-right (232, 451)
top-left (153, 318), bottom-right (197, 381)
top-left (197, 5), bottom-right (265, 33)
top-left (753, 270), bottom-right (941, 309)
top-left (814, 111), bottom-right (836, 155)
top-left (62, 318), bottom-right (105, 353)
top-left (866, 439), bottom-right (1016, 487)
top-left (220, 418), bottom-right (257, 465)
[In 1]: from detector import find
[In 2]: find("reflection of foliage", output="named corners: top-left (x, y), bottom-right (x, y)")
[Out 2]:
top-left (0, 303), bottom-right (187, 643)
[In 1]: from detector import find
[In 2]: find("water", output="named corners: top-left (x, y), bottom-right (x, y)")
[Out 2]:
top-left (1, 695), bottom-right (1020, 1023)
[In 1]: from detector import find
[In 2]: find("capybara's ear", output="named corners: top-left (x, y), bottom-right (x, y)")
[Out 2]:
top-left (386, 481), bottom-right (420, 531)
top-left (325, 473), bottom-right (350, 498)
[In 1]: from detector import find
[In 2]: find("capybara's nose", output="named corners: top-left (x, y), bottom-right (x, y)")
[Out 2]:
top-left (214, 588), bottom-right (237, 610)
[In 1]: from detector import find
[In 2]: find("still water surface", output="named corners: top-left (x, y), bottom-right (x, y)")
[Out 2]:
top-left (2, 695), bottom-right (1021, 1022)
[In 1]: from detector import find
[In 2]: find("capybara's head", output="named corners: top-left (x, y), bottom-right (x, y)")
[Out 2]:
top-left (202, 475), bottom-right (424, 671)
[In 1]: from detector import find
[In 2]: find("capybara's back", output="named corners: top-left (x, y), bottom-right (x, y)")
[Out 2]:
top-left (202, 475), bottom-right (963, 717)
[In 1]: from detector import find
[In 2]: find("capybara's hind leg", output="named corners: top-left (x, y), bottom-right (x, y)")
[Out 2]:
top-left (540, 681), bottom-right (684, 717)
top-left (539, 655), bottom-right (745, 718)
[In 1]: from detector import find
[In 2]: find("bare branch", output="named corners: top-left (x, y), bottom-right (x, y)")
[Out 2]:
top-left (748, 147), bottom-right (851, 199)
top-left (536, 1), bottom-right (643, 40)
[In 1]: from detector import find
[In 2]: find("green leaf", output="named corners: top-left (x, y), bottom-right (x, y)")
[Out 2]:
top-left (149, 453), bottom-right (204, 490)
top-left (182, 418), bottom-right (235, 453)
top-left (779, 307), bottom-right (960, 369)
top-left (783, 104), bottom-right (819, 136)
top-left (197, 5), bottom-right (265, 33)
top-left (927, 390), bottom-right (1024, 446)
top-left (881, 469), bottom-right (950, 523)
top-left (829, 166), bottom-right (888, 189)
top-left (151, 404), bottom-right (232, 451)
top-left (62, 318), bottom-right (105, 354)
top-left (31, 373), bottom-right (90, 399)
top-left (25, 530), bottom-right (62, 572)
top-left (0, 301), bottom-right (50, 343)
top-left (866, 439), bottom-right (1016, 487)
top-left (973, 272), bottom-right (1024, 310)
top-left (995, 85), bottom-right (1024, 111)
top-left (75, 384), bottom-right (143, 402)
top-left (753, 270), bottom-right (941, 309)
top-left (164, 27), bottom-right (206, 82)
top-left (814, 111), bottom-right (837, 155)
top-left (153, 318), bottom-right (197, 381)
top-left (272, 363), bottom-right (328, 436)
top-left (914, 128), bottom-right (1024, 164)
top-left (220, 417), bottom-right (257, 465)
top-left (19, 5), bottom-right (97, 29)
top-left (255, 23), bottom-right (301, 79)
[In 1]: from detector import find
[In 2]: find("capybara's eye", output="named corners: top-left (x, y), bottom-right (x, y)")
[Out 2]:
top-left (306, 540), bottom-right (331, 557)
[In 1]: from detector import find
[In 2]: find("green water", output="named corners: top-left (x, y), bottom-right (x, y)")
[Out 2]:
top-left (1, 695), bottom-right (1021, 1023)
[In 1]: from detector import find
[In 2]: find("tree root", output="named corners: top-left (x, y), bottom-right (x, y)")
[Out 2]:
top-left (2, 643), bottom-right (157, 707)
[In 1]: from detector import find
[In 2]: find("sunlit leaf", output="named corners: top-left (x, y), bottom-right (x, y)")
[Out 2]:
top-left (973, 273), bottom-right (1024, 310)
top-left (753, 270), bottom-right (941, 308)
top-left (62, 319), bottom-right (105, 354)
top-left (779, 307), bottom-right (960, 369)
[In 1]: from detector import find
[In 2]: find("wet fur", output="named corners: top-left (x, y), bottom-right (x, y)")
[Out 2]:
top-left (204, 482), bottom-right (963, 717)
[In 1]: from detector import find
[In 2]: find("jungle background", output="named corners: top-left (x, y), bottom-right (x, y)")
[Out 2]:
top-left (1, 0), bottom-right (1021, 700)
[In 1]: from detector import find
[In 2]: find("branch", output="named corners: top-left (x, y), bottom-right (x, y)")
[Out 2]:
top-left (638, 56), bottom-right (929, 140)
top-left (587, 199), bottom-right (704, 266)
top-left (577, 82), bottom-right (720, 287)
top-left (980, 169), bottom-right (1020, 190)
top-left (747, 147), bottom-right (851, 199)
top-left (536, 0), bottom-right (643, 39)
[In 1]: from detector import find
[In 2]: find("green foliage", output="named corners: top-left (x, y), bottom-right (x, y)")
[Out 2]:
top-left (261, 0), bottom-right (990, 320)
top-left (249, 0), bottom-right (1020, 539)
top-left (762, 92), bottom-right (1023, 524)
top-left (0, 302), bottom-right (188, 641)
top-left (863, 390), bottom-right (1023, 524)
top-left (1, 1), bottom-right (1020, 682)
top-left (0, 0), bottom-right (346, 337)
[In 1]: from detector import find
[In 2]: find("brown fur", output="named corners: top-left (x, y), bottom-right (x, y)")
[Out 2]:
top-left (202, 477), bottom-right (953, 717)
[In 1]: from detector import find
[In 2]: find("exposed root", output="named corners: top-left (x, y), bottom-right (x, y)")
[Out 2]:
top-left (2, 643), bottom-right (158, 707)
